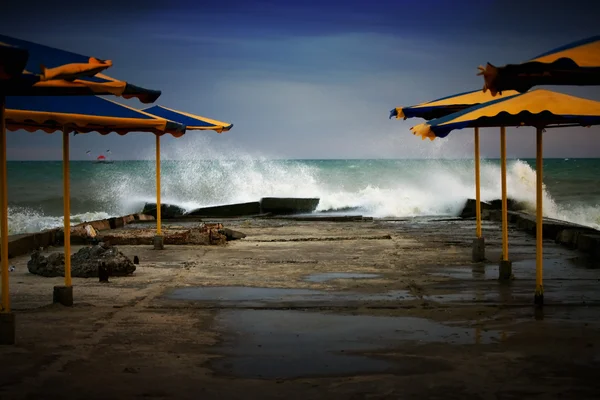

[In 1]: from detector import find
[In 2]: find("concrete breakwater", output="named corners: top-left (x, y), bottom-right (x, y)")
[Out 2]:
top-left (5, 214), bottom-right (246, 259)
top-left (6, 196), bottom-right (599, 261)
top-left (4, 196), bottom-right (321, 260)
top-left (459, 198), bottom-right (600, 260)
top-left (4, 213), bottom-right (155, 259)
top-left (141, 197), bottom-right (321, 219)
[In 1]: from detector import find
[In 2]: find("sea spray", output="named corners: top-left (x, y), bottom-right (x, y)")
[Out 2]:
top-left (5, 140), bottom-right (600, 234)
top-left (93, 155), bottom-right (600, 229)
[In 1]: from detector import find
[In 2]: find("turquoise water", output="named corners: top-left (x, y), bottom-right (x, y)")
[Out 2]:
top-left (6, 158), bottom-right (600, 234)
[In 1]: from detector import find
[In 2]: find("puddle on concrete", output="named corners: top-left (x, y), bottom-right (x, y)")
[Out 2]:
top-left (426, 280), bottom-right (600, 304)
top-left (425, 291), bottom-right (516, 303)
top-left (210, 309), bottom-right (506, 379)
top-left (432, 257), bottom-right (600, 281)
top-left (167, 286), bottom-right (413, 305)
top-left (303, 272), bottom-right (381, 283)
top-left (431, 265), bottom-right (498, 280)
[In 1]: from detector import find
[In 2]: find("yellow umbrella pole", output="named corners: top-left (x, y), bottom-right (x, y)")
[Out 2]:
top-left (472, 127), bottom-right (485, 262)
top-left (62, 130), bottom-right (72, 288)
top-left (535, 128), bottom-right (544, 305)
top-left (475, 127), bottom-right (482, 238)
top-left (154, 134), bottom-right (163, 250)
top-left (500, 127), bottom-right (508, 260)
top-left (0, 95), bottom-right (9, 313)
top-left (0, 93), bottom-right (15, 344)
top-left (499, 126), bottom-right (512, 280)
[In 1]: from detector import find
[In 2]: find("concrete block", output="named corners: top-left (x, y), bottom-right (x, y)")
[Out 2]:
top-left (89, 219), bottom-right (111, 231)
top-left (498, 260), bottom-right (513, 280)
top-left (4, 228), bottom-right (60, 258)
top-left (153, 235), bottom-right (165, 250)
top-left (260, 197), bottom-right (320, 215)
top-left (186, 202), bottom-right (261, 217)
top-left (459, 199), bottom-right (491, 219)
top-left (556, 229), bottom-right (581, 249)
top-left (108, 217), bottom-right (125, 230)
top-left (507, 211), bottom-right (521, 224)
top-left (577, 234), bottom-right (600, 259)
top-left (459, 198), bottom-right (526, 219)
top-left (534, 291), bottom-right (544, 306)
top-left (53, 285), bottom-right (73, 307)
top-left (515, 213), bottom-right (536, 233)
top-left (487, 210), bottom-right (502, 223)
top-left (471, 237), bottom-right (485, 262)
top-left (0, 312), bottom-right (15, 345)
top-left (134, 213), bottom-right (155, 221)
top-left (488, 198), bottom-right (527, 212)
top-left (142, 203), bottom-right (186, 219)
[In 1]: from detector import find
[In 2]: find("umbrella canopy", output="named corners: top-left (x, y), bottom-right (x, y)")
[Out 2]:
top-left (478, 36), bottom-right (600, 96)
top-left (142, 105), bottom-right (234, 133)
top-left (5, 95), bottom-right (185, 136)
top-left (410, 89), bottom-right (600, 140)
top-left (390, 89), bottom-right (525, 263)
top-left (390, 89), bottom-right (520, 121)
top-left (0, 35), bottom-right (161, 104)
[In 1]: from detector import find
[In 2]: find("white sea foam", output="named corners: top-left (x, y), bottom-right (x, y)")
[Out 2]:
top-left (7, 207), bottom-right (112, 235)
top-left (7, 140), bottom-right (600, 234)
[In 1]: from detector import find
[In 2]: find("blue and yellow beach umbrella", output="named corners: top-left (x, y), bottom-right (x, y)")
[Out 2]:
top-left (2, 97), bottom-right (183, 314)
top-left (479, 36), bottom-right (600, 96)
top-left (391, 89), bottom-right (519, 262)
top-left (390, 89), bottom-right (520, 121)
top-left (411, 89), bottom-right (600, 140)
top-left (0, 35), bottom-right (164, 344)
top-left (2, 95), bottom-right (186, 316)
top-left (410, 88), bottom-right (600, 305)
top-left (140, 105), bottom-right (233, 239)
top-left (6, 96), bottom-right (184, 135)
top-left (0, 35), bottom-right (161, 103)
top-left (143, 106), bottom-right (233, 133)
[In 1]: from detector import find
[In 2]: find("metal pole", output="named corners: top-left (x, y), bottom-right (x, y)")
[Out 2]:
top-left (0, 94), bottom-right (9, 312)
top-left (156, 134), bottom-right (161, 235)
top-left (535, 128), bottom-right (544, 305)
top-left (474, 127), bottom-right (482, 238)
top-left (62, 130), bottom-right (71, 287)
top-left (500, 126), bottom-right (508, 261)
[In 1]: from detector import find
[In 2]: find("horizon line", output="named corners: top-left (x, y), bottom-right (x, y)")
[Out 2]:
top-left (5, 157), bottom-right (596, 162)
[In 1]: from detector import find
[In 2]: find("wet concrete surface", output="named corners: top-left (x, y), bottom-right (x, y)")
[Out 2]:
top-left (209, 309), bottom-right (507, 379)
top-left (424, 256), bottom-right (600, 305)
top-left (3, 216), bottom-right (600, 399)
top-left (432, 257), bottom-right (600, 281)
top-left (166, 286), bottom-right (414, 307)
top-left (303, 272), bottom-right (381, 282)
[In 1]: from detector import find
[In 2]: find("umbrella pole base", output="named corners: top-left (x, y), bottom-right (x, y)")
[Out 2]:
top-left (471, 237), bottom-right (485, 262)
top-left (153, 235), bottom-right (164, 250)
top-left (53, 285), bottom-right (73, 307)
top-left (498, 260), bottom-right (513, 281)
top-left (0, 312), bottom-right (15, 345)
top-left (534, 289), bottom-right (544, 307)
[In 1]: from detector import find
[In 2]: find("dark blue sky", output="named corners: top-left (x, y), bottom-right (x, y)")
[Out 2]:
top-left (2, 0), bottom-right (600, 159)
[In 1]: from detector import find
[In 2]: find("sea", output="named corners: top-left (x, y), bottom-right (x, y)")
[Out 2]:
top-left (6, 158), bottom-right (600, 235)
